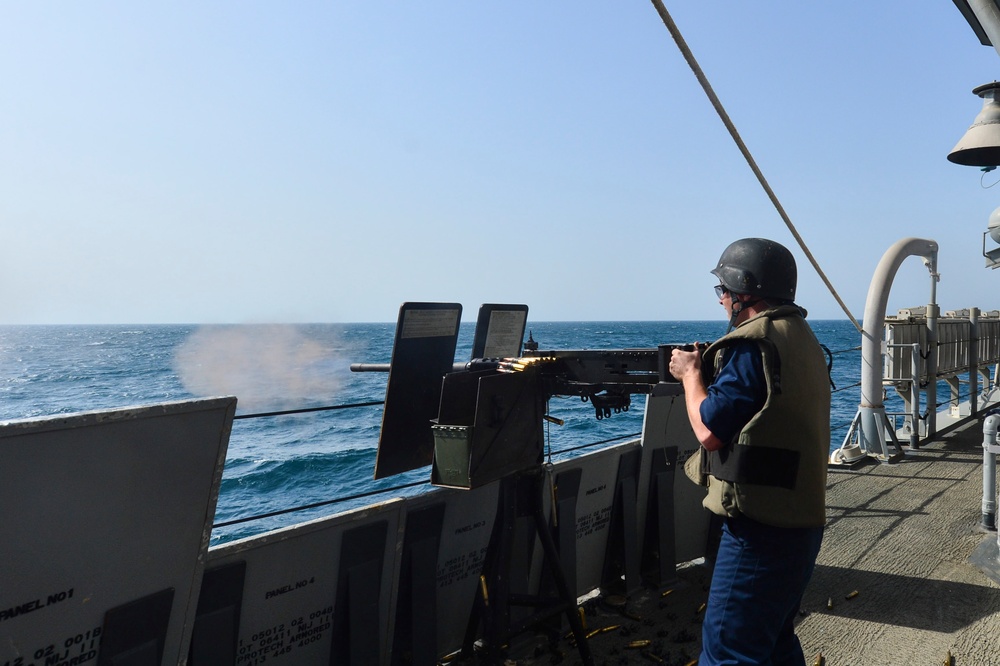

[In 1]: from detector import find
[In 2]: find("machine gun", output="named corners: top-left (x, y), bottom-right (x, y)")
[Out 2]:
top-left (351, 302), bottom-right (689, 489)
top-left (510, 345), bottom-right (671, 420)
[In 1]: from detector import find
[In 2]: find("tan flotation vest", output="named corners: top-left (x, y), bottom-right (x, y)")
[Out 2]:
top-left (684, 305), bottom-right (830, 528)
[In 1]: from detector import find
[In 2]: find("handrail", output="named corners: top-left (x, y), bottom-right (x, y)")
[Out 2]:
top-left (840, 305), bottom-right (1000, 463)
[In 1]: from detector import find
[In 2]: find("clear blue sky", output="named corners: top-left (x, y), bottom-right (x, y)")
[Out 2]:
top-left (3, 2), bottom-right (1000, 324)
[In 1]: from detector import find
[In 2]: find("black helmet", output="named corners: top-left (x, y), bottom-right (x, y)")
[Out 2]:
top-left (711, 238), bottom-right (796, 302)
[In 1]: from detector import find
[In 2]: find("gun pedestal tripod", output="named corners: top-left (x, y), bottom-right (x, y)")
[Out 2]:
top-left (461, 467), bottom-right (594, 666)
top-left (428, 365), bottom-right (593, 663)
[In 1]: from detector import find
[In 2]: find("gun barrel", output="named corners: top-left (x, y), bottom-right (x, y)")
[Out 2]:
top-left (350, 363), bottom-right (392, 372)
top-left (351, 360), bottom-right (502, 373)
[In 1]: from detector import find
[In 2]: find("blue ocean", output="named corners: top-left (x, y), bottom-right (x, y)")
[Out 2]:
top-left (0, 320), bottom-right (866, 544)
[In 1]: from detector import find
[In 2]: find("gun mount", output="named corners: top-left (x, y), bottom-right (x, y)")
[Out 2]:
top-left (352, 302), bottom-right (692, 489)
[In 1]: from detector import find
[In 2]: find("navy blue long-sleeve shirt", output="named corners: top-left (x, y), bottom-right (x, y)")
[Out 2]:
top-left (699, 341), bottom-right (768, 444)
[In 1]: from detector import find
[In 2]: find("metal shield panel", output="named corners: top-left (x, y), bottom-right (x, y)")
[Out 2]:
top-left (470, 304), bottom-right (528, 359)
top-left (206, 500), bottom-right (403, 666)
top-left (0, 397), bottom-right (235, 666)
top-left (376, 303), bottom-right (462, 479)
top-left (637, 389), bottom-right (710, 565)
top-left (405, 482), bottom-right (499, 656)
top-left (551, 442), bottom-right (639, 596)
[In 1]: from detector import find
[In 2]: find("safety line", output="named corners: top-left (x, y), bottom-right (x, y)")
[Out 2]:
top-left (213, 480), bottom-right (427, 528)
top-left (234, 399), bottom-right (383, 420)
top-left (648, 0), bottom-right (863, 334)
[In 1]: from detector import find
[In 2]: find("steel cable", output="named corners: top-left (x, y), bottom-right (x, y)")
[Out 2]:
top-left (648, 0), bottom-right (862, 333)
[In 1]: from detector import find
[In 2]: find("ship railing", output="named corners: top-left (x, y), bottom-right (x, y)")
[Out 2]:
top-left (883, 309), bottom-right (1000, 441)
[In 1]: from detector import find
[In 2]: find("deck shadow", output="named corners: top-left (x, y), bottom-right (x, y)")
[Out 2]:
top-left (803, 562), bottom-right (1000, 633)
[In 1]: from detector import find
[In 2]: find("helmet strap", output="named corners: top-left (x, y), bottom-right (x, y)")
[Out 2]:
top-left (726, 300), bottom-right (741, 334)
top-left (726, 295), bottom-right (760, 334)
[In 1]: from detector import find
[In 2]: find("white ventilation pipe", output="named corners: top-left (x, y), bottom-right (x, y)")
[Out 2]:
top-left (859, 238), bottom-right (939, 459)
top-left (983, 411), bottom-right (1000, 533)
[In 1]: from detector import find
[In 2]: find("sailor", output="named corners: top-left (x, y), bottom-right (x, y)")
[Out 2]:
top-left (668, 238), bottom-right (829, 666)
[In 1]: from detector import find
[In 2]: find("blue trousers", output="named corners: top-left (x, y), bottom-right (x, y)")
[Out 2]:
top-left (700, 515), bottom-right (824, 666)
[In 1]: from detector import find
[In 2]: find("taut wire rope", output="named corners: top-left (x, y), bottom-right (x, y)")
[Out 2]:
top-left (648, 0), bottom-right (863, 334)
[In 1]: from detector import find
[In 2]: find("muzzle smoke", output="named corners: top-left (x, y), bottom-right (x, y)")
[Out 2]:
top-left (173, 325), bottom-right (344, 412)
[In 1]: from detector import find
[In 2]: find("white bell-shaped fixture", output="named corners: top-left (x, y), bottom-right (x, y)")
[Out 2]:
top-left (949, 81), bottom-right (1000, 167)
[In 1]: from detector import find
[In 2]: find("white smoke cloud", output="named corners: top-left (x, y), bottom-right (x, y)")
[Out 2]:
top-left (173, 325), bottom-right (344, 412)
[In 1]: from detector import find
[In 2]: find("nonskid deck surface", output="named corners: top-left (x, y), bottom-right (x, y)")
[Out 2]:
top-left (510, 421), bottom-right (1000, 665)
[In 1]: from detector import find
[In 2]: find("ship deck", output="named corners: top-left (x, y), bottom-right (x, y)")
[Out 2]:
top-left (514, 419), bottom-right (1000, 665)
